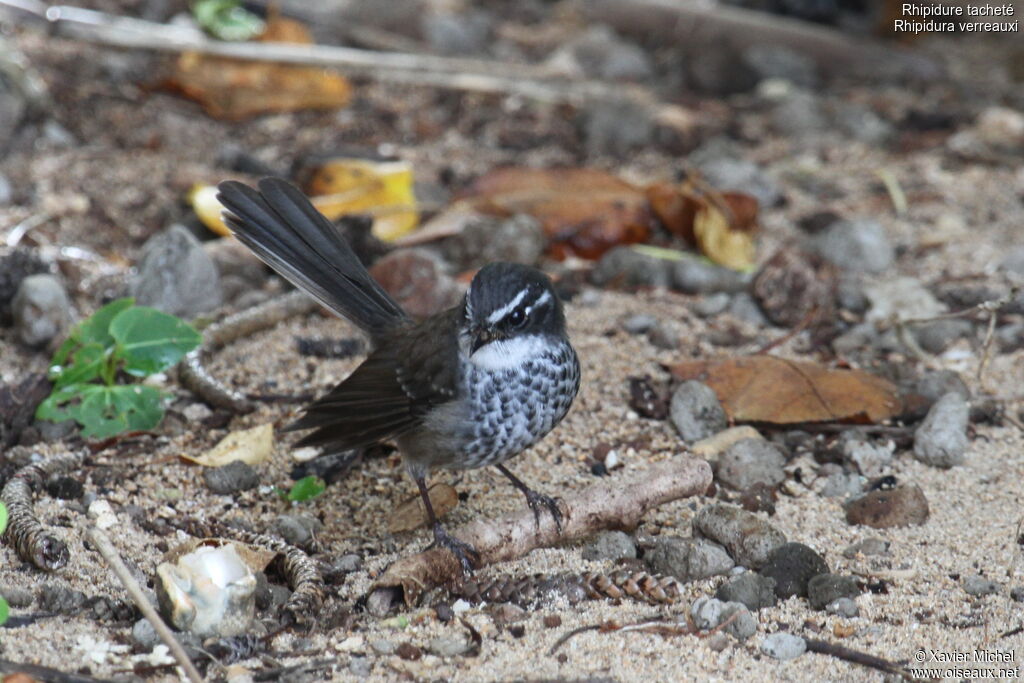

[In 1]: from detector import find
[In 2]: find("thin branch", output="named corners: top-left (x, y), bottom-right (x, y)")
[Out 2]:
top-left (87, 528), bottom-right (204, 683)
top-left (804, 638), bottom-right (911, 680)
top-left (370, 456), bottom-right (712, 606)
top-left (0, 659), bottom-right (109, 683)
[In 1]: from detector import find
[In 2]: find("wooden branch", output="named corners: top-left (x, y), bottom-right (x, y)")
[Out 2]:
top-left (371, 456), bottom-right (712, 606)
top-left (583, 0), bottom-right (940, 80)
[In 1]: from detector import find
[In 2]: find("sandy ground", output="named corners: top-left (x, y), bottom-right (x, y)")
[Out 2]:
top-left (1, 7), bottom-right (1024, 683)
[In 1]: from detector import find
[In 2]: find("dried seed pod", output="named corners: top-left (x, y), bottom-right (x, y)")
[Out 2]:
top-left (1, 451), bottom-right (85, 571)
top-left (455, 570), bottom-right (683, 608)
top-left (752, 248), bottom-right (836, 328)
top-left (179, 290), bottom-right (319, 412)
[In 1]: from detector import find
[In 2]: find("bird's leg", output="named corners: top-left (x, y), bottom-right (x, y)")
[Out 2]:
top-left (416, 476), bottom-right (479, 575)
top-left (495, 464), bottom-right (563, 534)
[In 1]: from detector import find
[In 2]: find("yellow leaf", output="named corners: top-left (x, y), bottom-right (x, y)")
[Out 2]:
top-left (308, 159), bottom-right (418, 241)
top-left (693, 203), bottom-right (756, 270)
top-left (183, 423), bottom-right (274, 467)
top-left (190, 184), bottom-right (231, 237)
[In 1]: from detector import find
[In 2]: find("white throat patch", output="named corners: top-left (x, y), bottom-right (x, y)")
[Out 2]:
top-left (469, 334), bottom-right (545, 371)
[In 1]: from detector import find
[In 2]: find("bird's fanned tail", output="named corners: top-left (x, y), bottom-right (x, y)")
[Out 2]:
top-left (217, 177), bottom-right (409, 340)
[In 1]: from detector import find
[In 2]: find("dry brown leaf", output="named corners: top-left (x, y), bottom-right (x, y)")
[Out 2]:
top-left (165, 15), bottom-right (350, 120)
top-left (669, 357), bottom-right (901, 424)
top-left (457, 167), bottom-right (653, 260)
top-left (388, 483), bottom-right (459, 533)
top-left (306, 158), bottom-right (417, 241)
top-left (182, 423), bottom-right (274, 467)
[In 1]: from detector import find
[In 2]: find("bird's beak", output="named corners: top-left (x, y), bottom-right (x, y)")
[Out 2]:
top-left (471, 327), bottom-right (498, 354)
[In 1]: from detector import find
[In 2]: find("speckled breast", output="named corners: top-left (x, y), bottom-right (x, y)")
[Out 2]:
top-left (456, 341), bottom-right (580, 469)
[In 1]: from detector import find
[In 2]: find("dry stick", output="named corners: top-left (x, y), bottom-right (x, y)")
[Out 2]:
top-left (87, 528), bottom-right (203, 683)
top-left (804, 638), bottom-right (911, 680)
top-left (179, 290), bottom-right (319, 412)
top-left (371, 456), bottom-right (712, 606)
top-left (0, 659), bottom-right (109, 683)
top-left (1, 450), bottom-right (85, 570)
top-left (1, 1), bottom-right (657, 106)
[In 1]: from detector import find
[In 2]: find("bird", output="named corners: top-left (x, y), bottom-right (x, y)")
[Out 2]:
top-left (216, 178), bottom-right (581, 573)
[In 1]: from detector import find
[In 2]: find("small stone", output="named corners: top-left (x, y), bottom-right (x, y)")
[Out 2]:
top-left (348, 656), bottom-right (372, 678)
top-left (12, 274), bottom-right (72, 348)
top-left (543, 615), bottom-right (562, 628)
top-left (809, 219), bottom-right (894, 273)
top-left (913, 319), bottom-right (974, 354)
top-left (0, 586), bottom-right (33, 608)
top-left (833, 103), bottom-right (893, 145)
top-left (913, 393), bottom-right (969, 468)
top-left (716, 438), bottom-right (786, 490)
top-left (695, 157), bottom-right (782, 208)
top-left (826, 597), bottom-right (859, 618)
top-left (583, 97), bottom-right (655, 156)
top-left (646, 537), bottom-right (735, 582)
top-left (369, 248), bottom-right (462, 319)
top-left (693, 293), bottom-right (731, 318)
top-left (581, 530), bottom-right (637, 562)
top-left (846, 485), bottom-right (929, 528)
top-left (842, 537), bottom-right (890, 558)
top-left (759, 543), bottom-right (829, 599)
top-left (37, 584), bottom-right (87, 614)
top-left (963, 575), bottom-right (1000, 597)
top-left (771, 91), bottom-right (827, 138)
top-left (725, 292), bottom-right (768, 327)
top-left (45, 474), bottom-right (84, 500)
top-left (761, 633), bottom-right (807, 660)
top-left (273, 514), bottom-right (323, 546)
top-left (670, 381), bottom-right (728, 443)
top-left (132, 618), bottom-right (160, 650)
top-left (203, 461), bottom-right (259, 494)
top-left (999, 246), bottom-right (1024, 275)
top-left (807, 574), bottom-right (860, 610)
top-left (835, 276), bottom-right (869, 314)
top-left (434, 603), bottom-right (454, 623)
top-left (831, 323), bottom-right (878, 356)
top-left (865, 277), bottom-right (944, 323)
top-left (996, 323), bottom-right (1024, 353)
top-left (692, 598), bottom-right (756, 641)
top-left (646, 322), bottom-right (681, 350)
top-left (546, 25), bottom-right (652, 81)
top-left (693, 504), bottom-right (787, 569)
top-left (427, 636), bottom-right (471, 657)
top-left (741, 44), bottom-right (818, 88)
top-left (842, 439), bottom-right (893, 479)
top-left (671, 258), bottom-right (748, 295)
top-left (907, 370), bottom-right (970, 406)
top-left (975, 106), bottom-right (1024, 148)
top-left (715, 572), bottom-right (777, 610)
top-left (590, 246), bottom-right (672, 289)
top-left (706, 632), bottom-right (730, 652)
top-left (1010, 586), bottom-right (1024, 602)
top-left (689, 596), bottom-right (724, 630)
top-left (131, 224), bottom-right (223, 318)
top-left (622, 313), bottom-right (658, 334)
top-left (442, 213), bottom-right (545, 271)
top-left (88, 499), bottom-right (118, 530)
top-left (421, 10), bottom-right (491, 55)
top-left (370, 639), bottom-right (397, 655)
top-left (488, 603), bottom-right (526, 625)
top-left (395, 642), bottom-right (422, 661)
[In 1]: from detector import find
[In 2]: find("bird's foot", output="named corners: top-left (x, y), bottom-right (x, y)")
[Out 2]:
top-left (429, 523), bottom-right (480, 575)
top-left (523, 489), bottom-right (563, 534)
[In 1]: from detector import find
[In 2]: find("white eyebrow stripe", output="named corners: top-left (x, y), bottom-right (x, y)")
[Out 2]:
top-left (486, 287), bottom-right (530, 325)
top-left (528, 290), bottom-right (552, 312)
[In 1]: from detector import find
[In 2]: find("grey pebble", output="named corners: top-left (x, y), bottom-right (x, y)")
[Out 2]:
top-left (818, 469), bottom-right (864, 501)
top-left (809, 219), bottom-right (894, 273)
top-left (646, 536), bottom-right (735, 582)
top-left (963, 575), bottom-right (1000, 597)
top-left (693, 504), bottom-right (787, 569)
top-left (842, 438), bottom-right (893, 479)
top-left (842, 537), bottom-right (890, 558)
top-left (131, 224), bottom-right (223, 318)
top-left (370, 639), bottom-right (398, 655)
top-left (996, 323), bottom-right (1024, 353)
top-left (12, 274), bottom-right (71, 348)
top-left (771, 91), bottom-right (827, 138)
top-left (826, 597), bottom-right (860, 618)
top-left (672, 258), bottom-right (748, 295)
top-left (999, 246), bottom-right (1024, 275)
top-left (132, 618), bottom-right (160, 650)
top-left (835, 276), bottom-right (869, 314)
top-left (690, 597), bottom-right (757, 641)
top-left (203, 460), bottom-right (259, 494)
top-left (442, 213), bottom-right (545, 271)
top-left (546, 25), bottom-right (652, 81)
top-left (725, 292), bottom-right (768, 327)
top-left (670, 381), bottom-right (728, 443)
top-left (693, 292), bottom-right (732, 318)
top-left (716, 438), bottom-right (786, 490)
top-left (759, 543), bottom-right (829, 599)
top-left (715, 572), bottom-right (777, 610)
top-left (590, 246), bottom-right (672, 289)
top-left (831, 323), bottom-right (878, 356)
top-left (695, 157), bottom-right (782, 208)
top-left (421, 10), bottom-right (492, 56)
top-left (646, 321), bottom-right (682, 350)
top-left (581, 530), bottom-right (637, 562)
top-left (1010, 586), bottom-right (1024, 602)
top-left (908, 370), bottom-right (970, 405)
top-left (913, 392), bottom-right (969, 468)
top-left (913, 319), bottom-right (974, 354)
top-left (761, 633), bottom-right (807, 660)
top-left (807, 574), bottom-right (860, 610)
top-left (583, 96), bottom-right (655, 156)
top-left (622, 313), bottom-right (658, 335)
top-left (833, 102), bottom-right (893, 145)
top-left (348, 655), bottom-right (372, 677)
top-left (427, 635), bottom-right (472, 657)
top-left (37, 584), bottom-right (86, 613)
top-left (742, 44), bottom-right (818, 89)
top-left (274, 514), bottom-right (323, 546)
top-left (0, 586), bottom-right (33, 608)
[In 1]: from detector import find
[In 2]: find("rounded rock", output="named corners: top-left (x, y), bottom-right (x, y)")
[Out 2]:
top-left (807, 573), bottom-right (860, 610)
top-left (130, 224), bottom-right (223, 318)
top-left (693, 504), bottom-right (787, 569)
top-left (12, 274), bottom-right (71, 348)
top-left (131, 618), bottom-right (160, 650)
top-left (846, 485), bottom-right (929, 528)
top-left (963, 575), bottom-right (1000, 597)
top-left (826, 597), bottom-right (859, 618)
top-left (759, 543), bottom-right (829, 599)
top-left (646, 536), bottom-right (734, 582)
top-left (715, 572), bottom-right (777, 610)
top-left (590, 246), bottom-right (672, 290)
top-left (671, 259), bottom-right (748, 295)
top-left (809, 219), bottom-right (894, 273)
top-left (203, 461), bottom-right (260, 494)
top-left (913, 392), bottom-right (969, 468)
top-left (761, 633), bottom-right (807, 660)
top-left (716, 438), bottom-right (786, 490)
top-left (581, 530), bottom-right (637, 562)
top-left (670, 381), bottom-right (728, 443)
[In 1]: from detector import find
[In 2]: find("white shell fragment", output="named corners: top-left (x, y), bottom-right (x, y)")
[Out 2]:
top-left (155, 544), bottom-right (257, 639)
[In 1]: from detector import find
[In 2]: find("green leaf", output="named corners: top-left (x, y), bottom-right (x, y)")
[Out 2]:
top-left (0, 502), bottom-right (7, 535)
top-left (109, 307), bottom-right (202, 377)
top-left (36, 384), bottom-right (165, 439)
top-left (0, 596), bottom-right (8, 627)
top-left (193, 0), bottom-right (266, 41)
top-left (50, 298), bottom-right (134, 374)
top-left (284, 476), bottom-right (326, 502)
top-left (53, 343), bottom-right (106, 389)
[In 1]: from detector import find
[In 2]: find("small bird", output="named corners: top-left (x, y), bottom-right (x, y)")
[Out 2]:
top-left (217, 178), bottom-right (580, 572)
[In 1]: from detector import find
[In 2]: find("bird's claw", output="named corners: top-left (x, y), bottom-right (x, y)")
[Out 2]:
top-left (429, 523), bottom-right (480, 576)
top-left (525, 490), bottom-right (563, 534)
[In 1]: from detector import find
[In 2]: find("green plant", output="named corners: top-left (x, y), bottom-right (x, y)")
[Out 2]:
top-left (192, 0), bottom-right (266, 41)
top-left (36, 298), bottom-right (202, 439)
top-left (277, 475), bottom-right (327, 503)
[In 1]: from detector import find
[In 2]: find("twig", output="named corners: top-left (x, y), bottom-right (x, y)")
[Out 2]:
top-left (370, 456), bottom-right (712, 606)
top-left (804, 638), bottom-right (911, 679)
top-left (754, 304), bottom-right (820, 355)
top-left (1, 450), bottom-right (85, 570)
top-left (0, 659), bottom-right (110, 683)
top-left (977, 310), bottom-right (998, 387)
top-left (179, 290), bottom-right (319, 412)
top-left (87, 528), bottom-right (203, 683)
top-left (0, 1), bottom-right (662, 106)
top-left (876, 169), bottom-right (907, 216)
top-left (548, 623), bottom-right (603, 655)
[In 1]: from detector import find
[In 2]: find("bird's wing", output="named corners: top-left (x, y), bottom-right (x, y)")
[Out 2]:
top-left (287, 310), bottom-right (461, 452)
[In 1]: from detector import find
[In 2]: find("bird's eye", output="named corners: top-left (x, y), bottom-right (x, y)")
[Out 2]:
top-left (507, 307), bottom-right (527, 327)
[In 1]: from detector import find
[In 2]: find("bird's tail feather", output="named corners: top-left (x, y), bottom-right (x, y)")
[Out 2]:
top-left (217, 178), bottom-right (408, 339)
